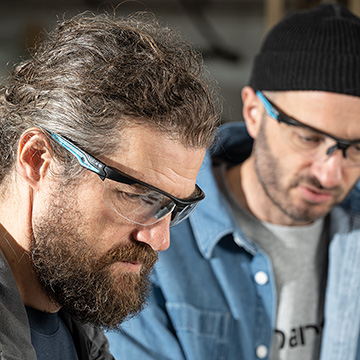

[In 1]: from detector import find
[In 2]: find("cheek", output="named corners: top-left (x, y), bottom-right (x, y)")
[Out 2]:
top-left (270, 137), bottom-right (312, 176)
top-left (73, 179), bottom-right (140, 253)
top-left (80, 203), bottom-right (135, 255)
top-left (256, 128), bottom-right (304, 178)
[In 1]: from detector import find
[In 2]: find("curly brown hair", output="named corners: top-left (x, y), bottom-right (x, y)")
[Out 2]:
top-left (0, 12), bottom-right (220, 183)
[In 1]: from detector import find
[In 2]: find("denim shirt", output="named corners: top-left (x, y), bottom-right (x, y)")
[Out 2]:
top-left (106, 122), bottom-right (360, 360)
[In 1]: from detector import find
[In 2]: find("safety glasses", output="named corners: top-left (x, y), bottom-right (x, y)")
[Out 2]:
top-left (43, 129), bottom-right (205, 226)
top-left (256, 90), bottom-right (360, 167)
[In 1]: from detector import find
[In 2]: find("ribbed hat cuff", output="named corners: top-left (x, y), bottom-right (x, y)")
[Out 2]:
top-left (249, 52), bottom-right (360, 96)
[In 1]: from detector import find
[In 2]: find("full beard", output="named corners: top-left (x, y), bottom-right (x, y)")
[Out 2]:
top-left (29, 198), bottom-right (158, 330)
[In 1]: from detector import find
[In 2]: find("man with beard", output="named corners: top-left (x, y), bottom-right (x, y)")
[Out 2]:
top-left (0, 11), bottom-right (219, 360)
top-left (106, 3), bottom-right (360, 360)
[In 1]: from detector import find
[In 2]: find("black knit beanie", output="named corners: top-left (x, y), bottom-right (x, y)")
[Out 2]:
top-left (249, 3), bottom-right (360, 96)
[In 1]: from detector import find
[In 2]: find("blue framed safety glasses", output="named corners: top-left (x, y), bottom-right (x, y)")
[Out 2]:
top-left (43, 128), bottom-right (205, 226)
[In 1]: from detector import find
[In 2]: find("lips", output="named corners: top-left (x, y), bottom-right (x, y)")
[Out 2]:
top-left (118, 261), bottom-right (142, 272)
top-left (298, 185), bottom-right (334, 204)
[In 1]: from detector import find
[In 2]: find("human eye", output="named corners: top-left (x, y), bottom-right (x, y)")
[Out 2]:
top-left (125, 192), bottom-right (142, 200)
top-left (114, 190), bottom-right (142, 203)
top-left (351, 143), bottom-right (360, 153)
top-left (290, 128), bottom-right (324, 149)
top-left (347, 142), bottom-right (360, 161)
top-left (116, 188), bottom-right (165, 206)
top-left (298, 133), bottom-right (322, 144)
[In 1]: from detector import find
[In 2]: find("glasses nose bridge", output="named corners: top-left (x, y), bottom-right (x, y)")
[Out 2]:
top-left (306, 137), bottom-right (347, 171)
top-left (326, 140), bottom-right (349, 159)
top-left (154, 200), bottom-right (176, 221)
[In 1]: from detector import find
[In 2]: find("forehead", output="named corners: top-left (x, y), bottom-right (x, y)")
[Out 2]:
top-left (267, 90), bottom-right (360, 140)
top-left (101, 125), bottom-right (206, 195)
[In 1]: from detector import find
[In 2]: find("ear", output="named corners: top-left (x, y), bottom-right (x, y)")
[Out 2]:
top-left (17, 129), bottom-right (53, 190)
top-left (241, 86), bottom-right (263, 139)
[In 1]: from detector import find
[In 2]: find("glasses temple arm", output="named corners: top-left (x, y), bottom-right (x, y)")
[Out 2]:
top-left (44, 130), bottom-right (107, 179)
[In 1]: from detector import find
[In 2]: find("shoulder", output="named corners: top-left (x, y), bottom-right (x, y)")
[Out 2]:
top-left (211, 122), bottom-right (252, 166)
top-left (0, 249), bottom-right (37, 360)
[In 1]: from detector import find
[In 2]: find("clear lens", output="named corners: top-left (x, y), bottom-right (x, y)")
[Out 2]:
top-left (170, 202), bottom-right (199, 227)
top-left (102, 179), bottom-right (175, 226)
top-left (258, 91), bottom-right (360, 167)
top-left (102, 179), bottom-right (201, 227)
top-left (43, 128), bottom-right (205, 224)
top-left (346, 144), bottom-right (360, 165)
top-left (280, 123), bottom-right (360, 167)
top-left (280, 123), bottom-right (326, 152)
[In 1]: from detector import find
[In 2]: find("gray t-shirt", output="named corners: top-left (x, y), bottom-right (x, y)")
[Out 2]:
top-left (215, 165), bottom-right (328, 360)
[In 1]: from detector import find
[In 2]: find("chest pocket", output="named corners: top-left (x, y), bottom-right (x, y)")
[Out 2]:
top-left (165, 302), bottom-right (231, 360)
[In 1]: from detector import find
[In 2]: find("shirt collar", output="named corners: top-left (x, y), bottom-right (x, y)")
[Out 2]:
top-left (189, 153), bottom-right (235, 259)
top-left (189, 123), bottom-right (258, 259)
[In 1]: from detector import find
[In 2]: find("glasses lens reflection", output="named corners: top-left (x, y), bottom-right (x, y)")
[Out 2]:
top-left (101, 179), bottom-right (202, 227)
top-left (101, 179), bottom-right (175, 226)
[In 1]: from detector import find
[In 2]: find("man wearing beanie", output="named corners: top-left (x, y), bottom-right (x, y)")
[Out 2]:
top-left (106, 3), bottom-right (360, 360)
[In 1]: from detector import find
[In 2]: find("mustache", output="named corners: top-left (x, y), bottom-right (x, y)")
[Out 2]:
top-left (292, 175), bottom-right (343, 193)
top-left (97, 242), bottom-right (158, 270)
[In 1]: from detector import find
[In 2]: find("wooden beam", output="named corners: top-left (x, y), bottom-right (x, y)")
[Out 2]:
top-left (265, 0), bottom-right (285, 30)
top-left (349, 0), bottom-right (360, 18)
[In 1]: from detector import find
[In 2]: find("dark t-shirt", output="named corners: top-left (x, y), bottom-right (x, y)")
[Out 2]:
top-left (25, 306), bottom-right (79, 360)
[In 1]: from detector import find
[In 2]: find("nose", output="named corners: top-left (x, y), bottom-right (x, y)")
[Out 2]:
top-left (311, 150), bottom-right (343, 188)
top-left (131, 216), bottom-right (171, 252)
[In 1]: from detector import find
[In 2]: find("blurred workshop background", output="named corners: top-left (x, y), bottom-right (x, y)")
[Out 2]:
top-left (0, 0), bottom-right (358, 123)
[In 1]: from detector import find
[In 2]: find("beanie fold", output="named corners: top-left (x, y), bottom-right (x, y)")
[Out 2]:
top-left (250, 52), bottom-right (360, 96)
top-left (248, 4), bottom-right (360, 97)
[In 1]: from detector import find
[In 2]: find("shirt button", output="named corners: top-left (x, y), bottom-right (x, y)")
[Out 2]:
top-left (256, 345), bottom-right (268, 359)
top-left (254, 271), bottom-right (268, 285)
